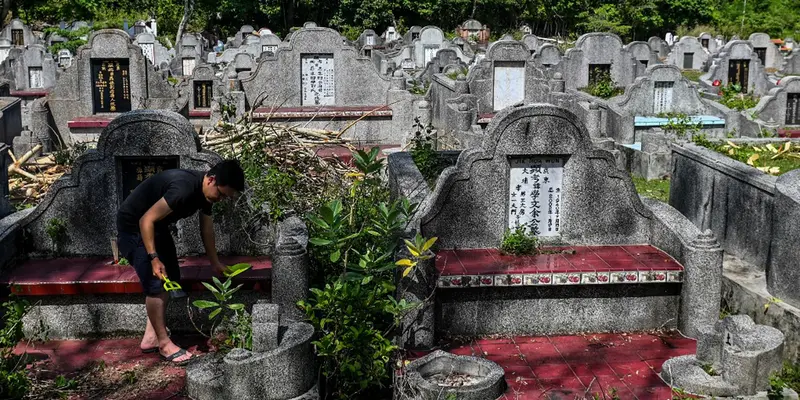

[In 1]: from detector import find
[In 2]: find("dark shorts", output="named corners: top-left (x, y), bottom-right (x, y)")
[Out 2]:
top-left (118, 230), bottom-right (180, 296)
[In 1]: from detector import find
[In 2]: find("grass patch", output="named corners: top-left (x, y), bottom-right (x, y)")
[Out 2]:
top-left (681, 69), bottom-right (703, 82)
top-left (631, 175), bottom-right (670, 203)
top-left (693, 135), bottom-right (800, 176)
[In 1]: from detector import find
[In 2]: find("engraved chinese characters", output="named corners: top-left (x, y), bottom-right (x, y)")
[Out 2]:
top-left (193, 81), bottom-right (212, 108)
top-left (508, 157), bottom-right (565, 236)
top-left (28, 67), bottom-right (43, 89)
top-left (301, 54), bottom-right (335, 106)
top-left (120, 157), bottom-right (179, 201)
top-left (91, 59), bottom-right (132, 114)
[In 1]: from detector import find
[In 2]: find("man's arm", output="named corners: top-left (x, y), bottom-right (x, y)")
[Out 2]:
top-left (140, 198), bottom-right (173, 280)
top-left (199, 213), bottom-right (224, 274)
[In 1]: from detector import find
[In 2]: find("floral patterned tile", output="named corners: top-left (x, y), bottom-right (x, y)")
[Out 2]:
top-left (639, 271), bottom-right (668, 283)
top-left (581, 272), bottom-right (610, 284)
top-left (610, 271), bottom-right (640, 284)
top-left (552, 273), bottom-right (581, 285)
top-left (495, 274), bottom-right (524, 286)
top-left (667, 271), bottom-right (683, 283)
top-left (524, 273), bottom-right (553, 285)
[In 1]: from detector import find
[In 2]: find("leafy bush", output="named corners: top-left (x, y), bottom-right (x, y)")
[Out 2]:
top-left (409, 118), bottom-right (444, 187)
top-left (299, 146), bottom-right (434, 398)
top-left (769, 361), bottom-right (800, 400)
top-left (53, 141), bottom-right (91, 167)
top-left (500, 225), bottom-right (539, 255)
top-left (192, 263), bottom-right (254, 351)
top-left (719, 83), bottom-right (759, 111)
top-left (44, 26), bottom-right (92, 55)
top-left (657, 112), bottom-right (702, 139)
top-left (582, 70), bottom-right (624, 99)
top-left (45, 218), bottom-right (68, 252)
top-left (0, 295), bottom-right (33, 399)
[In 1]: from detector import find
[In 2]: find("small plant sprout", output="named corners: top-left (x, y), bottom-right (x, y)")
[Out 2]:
top-left (395, 234), bottom-right (437, 278)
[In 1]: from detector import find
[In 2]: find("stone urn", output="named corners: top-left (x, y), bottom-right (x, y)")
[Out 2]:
top-left (401, 350), bottom-right (506, 400)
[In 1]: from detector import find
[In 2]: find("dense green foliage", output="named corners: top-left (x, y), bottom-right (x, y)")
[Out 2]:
top-left (631, 175), bottom-right (671, 202)
top-left (0, 296), bottom-right (33, 399)
top-left (500, 226), bottom-right (540, 255)
top-left (409, 118), bottom-right (445, 188)
top-left (693, 135), bottom-right (800, 176)
top-left (7, 0), bottom-right (799, 48)
top-left (719, 83), bottom-right (760, 111)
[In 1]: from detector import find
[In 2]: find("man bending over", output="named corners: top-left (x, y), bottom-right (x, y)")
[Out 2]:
top-left (116, 160), bottom-right (244, 365)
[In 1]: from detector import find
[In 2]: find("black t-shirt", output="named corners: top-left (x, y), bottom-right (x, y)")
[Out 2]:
top-left (116, 169), bottom-right (213, 234)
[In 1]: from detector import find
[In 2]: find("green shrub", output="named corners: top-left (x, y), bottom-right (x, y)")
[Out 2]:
top-left (719, 83), bottom-right (759, 111)
top-left (582, 70), bottom-right (624, 99)
top-left (657, 112), bottom-right (702, 139)
top-left (409, 118), bottom-right (444, 187)
top-left (0, 295), bottom-right (33, 399)
top-left (500, 225), bottom-right (539, 255)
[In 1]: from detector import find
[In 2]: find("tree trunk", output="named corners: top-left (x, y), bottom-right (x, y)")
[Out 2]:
top-left (175, 0), bottom-right (194, 55)
top-left (0, 0), bottom-right (12, 28)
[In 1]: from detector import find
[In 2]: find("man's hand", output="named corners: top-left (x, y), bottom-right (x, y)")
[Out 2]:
top-left (211, 260), bottom-right (226, 276)
top-left (152, 258), bottom-right (167, 281)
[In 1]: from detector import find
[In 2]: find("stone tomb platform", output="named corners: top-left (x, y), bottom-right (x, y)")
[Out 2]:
top-left (0, 255), bottom-right (272, 339)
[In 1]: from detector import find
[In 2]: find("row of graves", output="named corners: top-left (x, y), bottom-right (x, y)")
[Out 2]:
top-left (0, 25), bottom-right (432, 152)
top-left (0, 103), bottom-right (797, 399)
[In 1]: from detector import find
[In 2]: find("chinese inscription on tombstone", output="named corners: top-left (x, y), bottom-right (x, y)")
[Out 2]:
top-left (120, 157), bottom-right (179, 201)
top-left (28, 67), bottom-right (43, 89)
top-left (301, 54), bottom-right (335, 106)
top-left (508, 157), bottom-right (564, 236)
top-left (92, 59), bottom-right (132, 113)
top-left (193, 81), bottom-right (212, 108)
top-left (140, 43), bottom-right (155, 64)
top-left (261, 45), bottom-right (277, 54)
top-left (11, 29), bottom-right (23, 46)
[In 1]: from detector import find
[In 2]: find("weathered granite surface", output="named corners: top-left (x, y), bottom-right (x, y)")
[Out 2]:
top-left (46, 29), bottom-right (183, 144)
top-left (186, 320), bottom-right (317, 400)
top-left (751, 76), bottom-right (800, 127)
top-left (662, 315), bottom-right (786, 396)
top-left (558, 33), bottom-right (637, 90)
top-left (18, 109), bottom-right (271, 257)
top-left (703, 40), bottom-right (774, 96)
top-left (400, 350), bottom-right (505, 400)
top-left (667, 36), bottom-right (709, 71)
top-left (767, 169), bottom-right (800, 309)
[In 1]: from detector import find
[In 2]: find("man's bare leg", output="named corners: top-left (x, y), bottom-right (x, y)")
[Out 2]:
top-left (145, 293), bottom-right (192, 362)
top-left (140, 316), bottom-right (158, 351)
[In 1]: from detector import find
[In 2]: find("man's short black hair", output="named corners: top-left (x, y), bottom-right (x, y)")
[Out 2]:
top-left (207, 160), bottom-right (245, 192)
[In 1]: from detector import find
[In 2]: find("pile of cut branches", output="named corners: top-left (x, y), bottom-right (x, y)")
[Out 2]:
top-left (7, 145), bottom-right (68, 210)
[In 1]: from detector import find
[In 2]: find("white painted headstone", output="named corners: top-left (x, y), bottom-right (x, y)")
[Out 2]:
top-left (140, 43), bottom-right (155, 64)
top-left (262, 45), bottom-right (277, 54)
top-left (182, 58), bottom-right (196, 76)
top-left (401, 59), bottom-right (414, 69)
top-left (653, 81), bottom-right (674, 114)
top-left (424, 46), bottom-right (439, 65)
top-left (386, 28), bottom-right (397, 41)
top-left (28, 67), bottom-right (43, 89)
top-left (508, 157), bottom-right (564, 236)
top-left (493, 62), bottom-right (525, 111)
top-left (0, 48), bottom-right (9, 65)
top-left (301, 54), bottom-right (335, 106)
top-left (59, 56), bottom-right (71, 68)
top-left (366, 34), bottom-right (375, 46)
top-left (665, 32), bottom-right (674, 46)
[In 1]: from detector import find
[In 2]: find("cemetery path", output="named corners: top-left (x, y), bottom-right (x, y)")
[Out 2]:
top-left (14, 331), bottom-right (694, 399)
top-left (15, 335), bottom-right (209, 400)
top-left (411, 331), bottom-right (697, 400)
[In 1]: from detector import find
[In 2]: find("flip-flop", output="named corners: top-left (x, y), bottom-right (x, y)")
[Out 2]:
top-left (161, 348), bottom-right (193, 366)
top-left (141, 347), bottom-right (158, 354)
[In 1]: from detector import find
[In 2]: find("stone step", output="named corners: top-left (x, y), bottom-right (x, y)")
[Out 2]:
top-left (436, 245), bottom-right (684, 288)
top-left (1, 255), bottom-right (271, 296)
top-left (433, 245), bottom-right (685, 336)
top-left (0, 256), bottom-right (272, 339)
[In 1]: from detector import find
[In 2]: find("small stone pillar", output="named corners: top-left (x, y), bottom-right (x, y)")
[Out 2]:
top-left (398, 245), bottom-right (436, 350)
top-left (454, 102), bottom-right (472, 132)
top-left (391, 70), bottom-right (406, 90)
top-left (30, 98), bottom-right (51, 152)
top-left (271, 217), bottom-right (309, 322)
top-left (250, 302), bottom-right (279, 352)
top-left (585, 102), bottom-right (603, 139)
top-left (550, 72), bottom-right (566, 93)
top-left (415, 100), bottom-right (430, 128)
top-left (680, 230), bottom-right (723, 338)
top-left (454, 74), bottom-right (469, 95)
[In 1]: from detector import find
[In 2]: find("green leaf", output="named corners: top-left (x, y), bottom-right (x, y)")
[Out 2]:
top-left (362, 276), bottom-right (373, 285)
top-left (306, 214), bottom-right (330, 229)
top-left (309, 238), bottom-right (333, 246)
top-left (330, 249), bottom-right (341, 263)
top-left (402, 266), bottom-right (413, 278)
top-left (193, 300), bottom-right (219, 309)
top-left (209, 308), bottom-right (221, 320)
top-left (227, 303), bottom-right (245, 310)
top-left (422, 236), bottom-right (438, 252)
top-left (202, 282), bottom-right (219, 293)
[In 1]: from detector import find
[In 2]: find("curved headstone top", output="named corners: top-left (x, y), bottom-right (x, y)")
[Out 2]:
top-left (485, 39), bottom-right (529, 61)
top-left (574, 32), bottom-right (624, 49)
top-left (418, 104), bottom-right (653, 248)
top-left (420, 26), bottom-right (445, 43)
top-left (461, 19), bottom-right (484, 30)
top-left (303, 22), bottom-right (317, 28)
